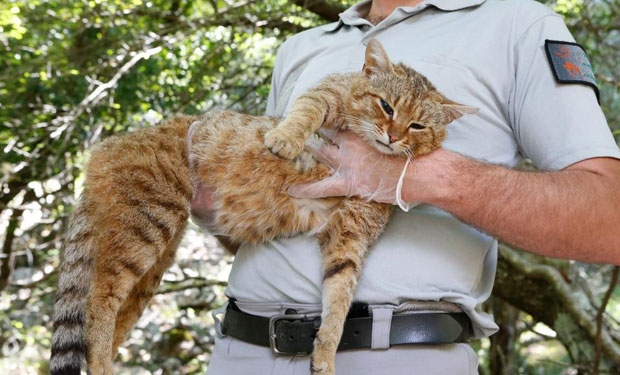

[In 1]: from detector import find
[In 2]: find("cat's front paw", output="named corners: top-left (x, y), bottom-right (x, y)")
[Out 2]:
top-left (310, 357), bottom-right (334, 375)
top-left (310, 336), bottom-right (336, 375)
top-left (311, 362), bottom-right (333, 375)
top-left (264, 127), bottom-right (304, 160)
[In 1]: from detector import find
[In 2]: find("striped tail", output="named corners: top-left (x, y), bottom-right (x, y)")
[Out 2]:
top-left (50, 201), bottom-right (96, 375)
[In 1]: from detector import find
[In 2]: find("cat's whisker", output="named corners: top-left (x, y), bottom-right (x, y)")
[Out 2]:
top-left (340, 114), bottom-right (360, 121)
top-left (403, 148), bottom-right (416, 162)
top-left (340, 114), bottom-right (365, 126)
top-left (341, 115), bottom-right (378, 134)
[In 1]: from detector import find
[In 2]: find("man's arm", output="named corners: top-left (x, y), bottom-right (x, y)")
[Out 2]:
top-left (289, 133), bottom-right (620, 265)
top-left (406, 150), bottom-right (620, 264)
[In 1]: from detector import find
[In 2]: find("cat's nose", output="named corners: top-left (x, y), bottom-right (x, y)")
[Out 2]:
top-left (388, 133), bottom-right (399, 143)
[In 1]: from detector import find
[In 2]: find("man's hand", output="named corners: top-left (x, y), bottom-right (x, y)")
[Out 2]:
top-left (288, 131), bottom-right (417, 211)
top-left (190, 182), bottom-right (241, 253)
top-left (190, 182), bottom-right (220, 233)
top-left (290, 130), bottom-right (620, 265)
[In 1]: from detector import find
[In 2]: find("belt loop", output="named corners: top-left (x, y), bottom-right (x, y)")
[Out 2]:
top-left (212, 303), bottom-right (228, 337)
top-left (370, 307), bottom-right (393, 350)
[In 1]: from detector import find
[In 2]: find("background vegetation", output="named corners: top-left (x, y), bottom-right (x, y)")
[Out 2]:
top-left (0, 0), bottom-right (619, 374)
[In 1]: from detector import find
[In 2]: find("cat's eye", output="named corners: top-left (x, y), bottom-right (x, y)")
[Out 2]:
top-left (409, 123), bottom-right (426, 130)
top-left (380, 99), bottom-right (394, 117)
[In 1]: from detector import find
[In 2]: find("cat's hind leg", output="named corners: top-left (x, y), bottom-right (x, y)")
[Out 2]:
top-left (85, 215), bottom-right (187, 375)
top-left (111, 234), bottom-right (181, 356)
top-left (85, 249), bottom-right (158, 375)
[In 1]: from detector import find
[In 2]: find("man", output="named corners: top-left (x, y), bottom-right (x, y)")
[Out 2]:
top-left (200, 0), bottom-right (620, 373)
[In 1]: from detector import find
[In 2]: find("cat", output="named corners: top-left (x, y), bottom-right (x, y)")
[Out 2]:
top-left (50, 39), bottom-right (477, 375)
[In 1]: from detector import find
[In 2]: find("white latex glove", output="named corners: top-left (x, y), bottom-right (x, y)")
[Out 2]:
top-left (288, 131), bottom-right (416, 211)
top-left (190, 182), bottom-right (222, 233)
top-left (188, 120), bottom-right (224, 234)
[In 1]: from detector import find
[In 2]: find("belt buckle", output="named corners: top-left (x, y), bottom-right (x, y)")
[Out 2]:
top-left (268, 313), bottom-right (312, 356)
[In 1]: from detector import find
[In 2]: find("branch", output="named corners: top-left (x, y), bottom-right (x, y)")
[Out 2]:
top-left (0, 209), bottom-right (22, 293)
top-left (52, 46), bottom-right (163, 139)
top-left (290, 0), bottom-right (346, 22)
top-left (129, 1), bottom-right (302, 34)
top-left (594, 266), bottom-right (620, 375)
top-left (496, 245), bottom-right (620, 364)
top-left (80, 47), bottom-right (163, 110)
top-left (157, 277), bottom-right (228, 294)
top-left (49, 45), bottom-right (163, 154)
top-left (0, 189), bottom-right (35, 293)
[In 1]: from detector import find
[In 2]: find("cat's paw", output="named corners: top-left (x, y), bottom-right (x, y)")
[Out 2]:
top-left (310, 337), bottom-right (336, 375)
top-left (264, 127), bottom-right (304, 160)
top-left (310, 361), bottom-right (333, 375)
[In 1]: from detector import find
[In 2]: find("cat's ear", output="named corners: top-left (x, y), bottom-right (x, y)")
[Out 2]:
top-left (442, 102), bottom-right (479, 124)
top-left (363, 39), bottom-right (393, 76)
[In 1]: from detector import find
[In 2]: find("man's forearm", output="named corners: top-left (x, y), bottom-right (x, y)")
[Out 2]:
top-left (406, 150), bottom-right (620, 265)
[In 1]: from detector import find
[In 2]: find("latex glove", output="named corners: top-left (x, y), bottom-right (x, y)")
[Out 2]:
top-left (190, 182), bottom-right (222, 233)
top-left (188, 120), bottom-right (227, 235)
top-left (288, 131), bottom-right (416, 211)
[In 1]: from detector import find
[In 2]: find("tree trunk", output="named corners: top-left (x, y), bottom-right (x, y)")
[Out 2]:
top-left (493, 245), bottom-right (620, 374)
top-left (488, 297), bottom-right (520, 375)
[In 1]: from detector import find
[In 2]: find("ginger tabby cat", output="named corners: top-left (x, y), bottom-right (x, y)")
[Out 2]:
top-left (50, 39), bottom-right (476, 375)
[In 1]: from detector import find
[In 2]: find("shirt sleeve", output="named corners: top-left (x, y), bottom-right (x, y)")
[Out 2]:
top-left (509, 13), bottom-right (620, 170)
top-left (265, 37), bottom-right (297, 117)
top-left (265, 45), bottom-right (285, 116)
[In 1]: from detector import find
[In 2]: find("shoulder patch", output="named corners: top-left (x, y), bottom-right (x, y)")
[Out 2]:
top-left (544, 40), bottom-right (599, 102)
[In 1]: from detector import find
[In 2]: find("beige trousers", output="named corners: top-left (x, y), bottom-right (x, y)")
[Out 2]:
top-left (206, 335), bottom-right (479, 375)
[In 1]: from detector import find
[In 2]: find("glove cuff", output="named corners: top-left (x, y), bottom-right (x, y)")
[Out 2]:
top-left (396, 158), bottom-right (412, 212)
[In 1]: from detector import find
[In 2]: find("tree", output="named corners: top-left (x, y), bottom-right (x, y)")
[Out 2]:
top-left (0, 0), bottom-right (618, 374)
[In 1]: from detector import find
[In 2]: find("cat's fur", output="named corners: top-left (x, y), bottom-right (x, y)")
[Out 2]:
top-left (50, 39), bottom-right (476, 375)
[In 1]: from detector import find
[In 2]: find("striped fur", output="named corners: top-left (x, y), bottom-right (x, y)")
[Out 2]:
top-left (50, 39), bottom-right (475, 375)
top-left (265, 39), bottom-right (477, 375)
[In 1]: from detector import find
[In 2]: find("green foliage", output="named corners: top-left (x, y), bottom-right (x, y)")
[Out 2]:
top-left (544, 0), bottom-right (620, 142)
top-left (0, 0), bottom-right (619, 374)
top-left (0, 0), bottom-right (318, 372)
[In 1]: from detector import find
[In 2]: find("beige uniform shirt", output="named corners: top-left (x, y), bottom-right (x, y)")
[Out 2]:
top-left (226, 0), bottom-right (620, 338)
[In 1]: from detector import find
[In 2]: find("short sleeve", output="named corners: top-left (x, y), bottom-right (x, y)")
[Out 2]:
top-left (265, 42), bottom-right (288, 117)
top-left (265, 74), bottom-right (278, 116)
top-left (264, 36), bottom-right (311, 117)
top-left (509, 14), bottom-right (620, 170)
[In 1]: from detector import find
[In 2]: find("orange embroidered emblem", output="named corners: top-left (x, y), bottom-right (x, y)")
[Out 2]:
top-left (544, 39), bottom-right (599, 102)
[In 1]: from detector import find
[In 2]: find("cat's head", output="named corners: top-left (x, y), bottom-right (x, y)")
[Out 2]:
top-left (345, 39), bottom-right (478, 158)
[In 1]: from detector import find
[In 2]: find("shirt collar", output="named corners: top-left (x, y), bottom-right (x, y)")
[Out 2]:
top-left (320, 0), bottom-right (486, 32)
top-left (427, 0), bottom-right (486, 11)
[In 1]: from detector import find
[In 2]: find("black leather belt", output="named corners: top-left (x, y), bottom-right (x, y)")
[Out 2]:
top-left (221, 301), bottom-right (473, 356)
